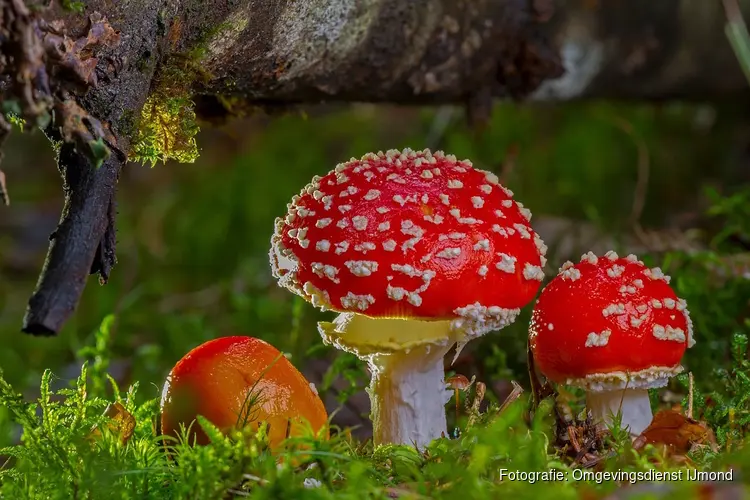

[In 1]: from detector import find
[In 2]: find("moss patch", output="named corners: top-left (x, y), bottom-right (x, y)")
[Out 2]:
top-left (129, 57), bottom-right (203, 166)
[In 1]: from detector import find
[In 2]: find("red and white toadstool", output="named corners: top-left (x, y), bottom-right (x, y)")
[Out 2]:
top-left (270, 148), bottom-right (547, 448)
top-left (529, 251), bottom-right (695, 437)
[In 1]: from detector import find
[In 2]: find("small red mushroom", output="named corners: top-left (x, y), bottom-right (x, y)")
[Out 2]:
top-left (529, 251), bottom-right (695, 437)
top-left (270, 148), bottom-right (547, 447)
top-left (160, 336), bottom-right (328, 449)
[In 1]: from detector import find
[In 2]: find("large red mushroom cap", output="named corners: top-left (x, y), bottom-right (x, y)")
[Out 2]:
top-left (270, 148), bottom-right (547, 341)
top-left (529, 251), bottom-right (695, 392)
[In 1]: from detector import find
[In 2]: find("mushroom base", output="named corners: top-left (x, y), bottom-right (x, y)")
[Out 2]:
top-left (586, 387), bottom-right (653, 438)
top-left (367, 344), bottom-right (453, 449)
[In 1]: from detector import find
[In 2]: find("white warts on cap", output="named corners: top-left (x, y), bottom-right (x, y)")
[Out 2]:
top-left (523, 263), bottom-right (544, 281)
top-left (585, 329), bottom-right (611, 347)
top-left (496, 253), bottom-right (516, 273)
top-left (344, 260), bottom-right (379, 277)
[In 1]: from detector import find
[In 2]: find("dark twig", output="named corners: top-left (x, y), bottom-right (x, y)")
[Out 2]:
top-left (22, 142), bottom-right (121, 335)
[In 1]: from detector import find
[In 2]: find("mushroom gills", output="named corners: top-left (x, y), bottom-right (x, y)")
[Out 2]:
top-left (585, 387), bottom-right (653, 437)
top-left (318, 313), bottom-right (459, 356)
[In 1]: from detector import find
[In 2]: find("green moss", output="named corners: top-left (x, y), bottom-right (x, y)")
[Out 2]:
top-left (129, 58), bottom-right (203, 166)
top-left (129, 19), bottom-right (240, 166)
top-left (60, 0), bottom-right (85, 13)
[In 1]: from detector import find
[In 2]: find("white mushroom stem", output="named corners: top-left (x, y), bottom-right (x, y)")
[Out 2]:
top-left (585, 387), bottom-right (652, 437)
top-left (317, 313), bottom-right (460, 448)
top-left (367, 344), bottom-right (453, 449)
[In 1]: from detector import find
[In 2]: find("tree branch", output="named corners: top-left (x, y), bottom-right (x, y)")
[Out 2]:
top-left (5, 0), bottom-right (750, 335)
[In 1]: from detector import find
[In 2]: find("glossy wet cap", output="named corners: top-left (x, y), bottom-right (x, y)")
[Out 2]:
top-left (160, 336), bottom-right (328, 447)
top-left (270, 147), bottom-right (547, 339)
top-left (529, 251), bottom-right (694, 392)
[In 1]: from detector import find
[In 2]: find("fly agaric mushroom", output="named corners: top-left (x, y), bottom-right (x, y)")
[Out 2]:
top-left (529, 251), bottom-right (695, 437)
top-left (270, 148), bottom-right (547, 448)
top-left (160, 336), bottom-right (328, 448)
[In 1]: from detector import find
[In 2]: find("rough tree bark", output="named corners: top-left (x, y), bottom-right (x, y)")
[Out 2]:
top-left (1, 0), bottom-right (748, 335)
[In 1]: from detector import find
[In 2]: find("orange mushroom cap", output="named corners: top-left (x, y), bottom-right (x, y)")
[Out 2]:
top-left (160, 336), bottom-right (328, 448)
top-left (529, 251), bottom-right (695, 392)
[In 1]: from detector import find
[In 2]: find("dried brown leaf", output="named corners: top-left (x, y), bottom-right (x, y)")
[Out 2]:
top-left (633, 409), bottom-right (717, 455)
top-left (89, 402), bottom-right (136, 444)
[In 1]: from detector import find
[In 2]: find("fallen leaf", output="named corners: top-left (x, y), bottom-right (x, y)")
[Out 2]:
top-left (633, 409), bottom-right (717, 455)
top-left (89, 402), bottom-right (136, 444)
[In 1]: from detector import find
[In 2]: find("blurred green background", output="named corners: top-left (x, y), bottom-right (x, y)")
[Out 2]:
top-left (1, 101), bottom-right (749, 441)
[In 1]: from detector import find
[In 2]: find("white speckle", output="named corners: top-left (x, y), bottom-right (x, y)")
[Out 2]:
top-left (484, 172), bottom-right (499, 184)
top-left (581, 252), bottom-right (598, 265)
top-left (311, 262), bottom-right (340, 283)
top-left (340, 292), bottom-right (375, 311)
top-left (344, 260), bottom-right (379, 277)
top-left (561, 267), bottom-right (581, 281)
top-left (352, 215), bottom-right (368, 231)
top-left (316, 240), bottom-right (331, 252)
top-left (585, 329), bottom-right (612, 347)
top-left (602, 303), bottom-right (626, 317)
top-left (496, 253), bottom-right (517, 273)
top-left (619, 285), bottom-right (637, 294)
top-left (478, 265), bottom-right (488, 276)
top-left (663, 298), bottom-right (676, 309)
top-left (339, 185), bottom-right (358, 197)
top-left (421, 194), bottom-right (429, 204)
top-left (473, 239), bottom-right (490, 251)
top-left (297, 206), bottom-right (315, 218)
top-left (480, 184), bottom-right (492, 194)
top-left (447, 179), bottom-right (464, 189)
top-left (523, 263), bottom-right (544, 281)
top-left (423, 214), bottom-right (444, 224)
top-left (421, 169), bottom-right (434, 179)
top-left (321, 195), bottom-right (333, 210)
top-left (354, 242), bottom-right (376, 253)
top-left (547, 323), bottom-right (554, 331)
top-left (312, 190), bottom-right (325, 201)
top-left (336, 218), bottom-right (349, 229)
top-left (387, 285), bottom-right (409, 302)
top-left (652, 299), bottom-right (663, 309)
top-left (299, 239), bottom-right (310, 249)
top-left (316, 218), bottom-right (332, 228)
top-left (383, 240), bottom-right (397, 251)
top-left (605, 250), bottom-right (619, 261)
top-left (626, 254), bottom-right (639, 263)
top-left (636, 304), bottom-right (648, 313)
top-left (437, 247), bottom-right (462, 259)
top-left (607, 265), bottom-right (625, 278)
top-left (338, 204), bottom-right (352, 213)
top-left (386, 173), bottom-right (406, 184)
top-left (492, 225), bottom-right (509, 237)
top-left (376, 207), bottom-right (390, 214)
top-left (471, 196), bottom-right (485, 208)
top-left (363, 189), bottom-right (381, 201)
top-left (518, 205), bottom-right (532, 222)
top-left (513, 223), bottom-right (531, 239)
top-left (633, 279), bottom-right (644, 288)
top-left (378, 221), bottom-right (390, 232)
top-left (501, 200), bottom-right (513, 208)
top-left (309, 383), bottom-right (318, 395)
top-left (393, 194), bottom-right (417, 207)
top-left (334, 241), bottom-right (350, 255)
top-left (653, 325), bottom-right (686, 342)
top-left (439, 193), bottom-right (450, 205)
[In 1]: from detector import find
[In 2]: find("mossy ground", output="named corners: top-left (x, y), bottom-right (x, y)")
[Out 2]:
top-left (1, 101), bottom-right (749, 498)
